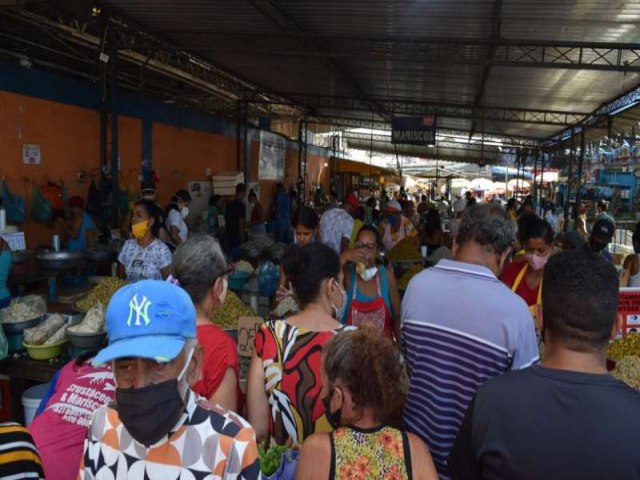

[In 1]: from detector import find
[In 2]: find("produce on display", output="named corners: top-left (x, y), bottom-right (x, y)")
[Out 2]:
top-left (235, 261), bottom-right (255, 275)
top-left (76, 277), bottom-right (127, 311)
top-left (386, 237), bottom-right (422, 262)
top-left (68, 303), bottom-right (105, 334)
top-left (211, 291), bottom-right (255, 329)
top-left (398, 263), bottom-right (424, 290)
top-left (1, 295), bottom-right (46, 323)
top-left (271, 296), bottom-right (299, 319)
top-left (258, 444), bottom-right (288, 477)
top-left (608, 333), bottom-right (640, 360)
top-left (43, 324), bottom-right (68, 345)
top-left (612, 356), bottom-right (640, 390)
top-left (24, 314), bottom-right (66, 345)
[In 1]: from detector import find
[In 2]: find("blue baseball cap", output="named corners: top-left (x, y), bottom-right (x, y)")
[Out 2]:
top-left (93, 280), bottom-right (196, 366)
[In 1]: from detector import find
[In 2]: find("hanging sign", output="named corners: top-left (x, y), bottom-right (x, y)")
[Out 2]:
top-left (391, 116), bottom-right (437, 146)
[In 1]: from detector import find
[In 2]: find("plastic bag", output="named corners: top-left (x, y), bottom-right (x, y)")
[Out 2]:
top-left (86, 180), bottom-right (102, 216)
top-left (264, 450), bottom-right (298, 480)
top-left (31, 184), bottom-right (52, 223)
top-left (1, 179), bottom-right (25, 224)
top-left (0, 329), bottom-right (7, 361)
top-left (257, 261), bottom-right (280, 297)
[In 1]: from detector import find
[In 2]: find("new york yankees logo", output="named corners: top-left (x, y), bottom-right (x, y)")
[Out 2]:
top-left (127, 294), bottom-right (152, 327)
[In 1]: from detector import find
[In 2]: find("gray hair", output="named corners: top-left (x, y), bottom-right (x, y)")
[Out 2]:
top-left (172, 234), bottom-right (227, 305)
top-left (455, 204), bottom-right (516, 254)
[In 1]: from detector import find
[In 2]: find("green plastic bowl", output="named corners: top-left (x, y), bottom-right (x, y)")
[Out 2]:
top-left (23, 341), bottom-right (66, 361)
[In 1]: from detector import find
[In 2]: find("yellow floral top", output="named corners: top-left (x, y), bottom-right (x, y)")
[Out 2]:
top-left (331, 425), bottom-right (411, 480)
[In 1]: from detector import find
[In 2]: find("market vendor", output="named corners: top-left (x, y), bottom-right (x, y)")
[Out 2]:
top-left (117, 199), bottom-right (172, 282)
top-left (0, 238), bottom-right (10, 308)
top-left (57, 196), bottom-right (96, 252)
top-left (341, 225), bottom-right (401, 340)
top-left (379, 199), bottom-right (417, 252)
top-left (165, 189), bottom-right (192, 247)
top-left (172, 234), bottom-right (241, 412)
top-left (502, 218), bottom-right (555, 319)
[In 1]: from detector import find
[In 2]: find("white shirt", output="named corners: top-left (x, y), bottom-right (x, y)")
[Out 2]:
top-left (165, 209), bottom-right (188, 243)
top-left (117, 239), bottom-right (172, 282)
top-left (320, 208), bottom-right (354, 254)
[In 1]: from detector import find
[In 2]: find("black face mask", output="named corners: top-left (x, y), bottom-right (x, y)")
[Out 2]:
top-left (322, 388), bottom-right (342, 429)
top-left (116, 379), bottom-right (186, 447)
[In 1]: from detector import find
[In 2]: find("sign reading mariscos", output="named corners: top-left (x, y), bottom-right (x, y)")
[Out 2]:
top-left (391, 115), bottom-right (437, 146)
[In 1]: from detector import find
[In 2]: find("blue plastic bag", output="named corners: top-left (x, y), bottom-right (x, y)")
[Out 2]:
top-left (1, 179), bottom-right (25, 224)
top-left (257, 261), bottom-right (280, 297)
top-left (264, 450), bottom-right (298, 480)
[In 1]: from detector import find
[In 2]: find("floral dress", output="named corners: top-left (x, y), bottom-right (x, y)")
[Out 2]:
top-left (331, 425), bottom-right (411, 480)
top-left (255, 320), bottom-right (352, 445)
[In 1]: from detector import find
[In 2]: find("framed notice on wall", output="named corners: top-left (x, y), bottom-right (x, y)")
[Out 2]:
top-left (22, 144), bottom-right (41, 165)
top-left (259, 131), bottom-right (286, 180)
top-left (618, 288), bottom-right (640, 337)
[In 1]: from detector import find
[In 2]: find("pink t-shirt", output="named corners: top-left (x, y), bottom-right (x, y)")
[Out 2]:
top-left (29, 359), bottom-right (115, 480)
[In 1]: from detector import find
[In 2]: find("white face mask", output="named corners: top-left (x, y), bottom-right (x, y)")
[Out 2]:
top-left (359, 266), bottom-right (378, 282)
top-left (180, 207), bottom-right (189, 219)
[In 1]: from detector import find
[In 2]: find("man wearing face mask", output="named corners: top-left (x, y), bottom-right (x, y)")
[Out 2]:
top-left (164, 189), bottom-right (192, 247)
top-left (79, 280), bottom-right (260, 479)
top-left (401, 204), bottom-right (539, 479)
top-left (584, 217), bottom-right (615, 263)
top-left (380, 200), bottom-right (417, 252)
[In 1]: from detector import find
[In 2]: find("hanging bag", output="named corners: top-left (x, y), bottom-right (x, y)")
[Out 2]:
top-left (1, 179), bottom-right (26, 225)
top-left (31, 184), bottom-right (52, 224)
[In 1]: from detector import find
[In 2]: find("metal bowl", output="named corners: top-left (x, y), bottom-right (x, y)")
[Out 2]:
top-left (2, 315), bottom-right (44, 334)
top-left (67, 331), bottom-right (107, 350)
top-left (84, 247), bottom-right (116, 263)
top-left (10, 250), bottom-right (33, 264)
top-left (35, 251), bottom-right (86, 270)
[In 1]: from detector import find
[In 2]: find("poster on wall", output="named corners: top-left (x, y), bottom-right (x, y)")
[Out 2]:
top-left (259, 131), bottom-right (286, 180)
top-left (22, 144), bottom-right (41, 165)
top-left (618, 288), bottom-right (640, 337)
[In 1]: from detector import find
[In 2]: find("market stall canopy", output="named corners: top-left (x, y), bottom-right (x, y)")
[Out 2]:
top-left (535, 171), bottom-right (559, 183)
top-left (507, 179), bottom-right (531, 191)
top-left (470, 178), bottom-right (495, 191)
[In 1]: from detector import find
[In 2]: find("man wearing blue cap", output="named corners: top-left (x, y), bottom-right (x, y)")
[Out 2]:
top-left (78, 280), bottom-right (260, 479)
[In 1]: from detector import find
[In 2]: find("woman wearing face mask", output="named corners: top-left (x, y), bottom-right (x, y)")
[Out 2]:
top-left (502, 217), bottom-right (555, 319)
top-left (296, 325), bottom-right (438, 480)
top-left (57, 196), bottom-right (97, 252)
top-left (379, 200), bottom-right (417, 252)
top-left (276, 207), bottom-right (320, 303)
top-left (342, 226), bottom-right (401, 341)
top-left (165, 189), bottom-right (192, 247)
top-left (172, 235), bottom-right (241, 412)
top-left (248, 243), bottom-right (353, 446)
top-left (117, 200), bottom-right (172, 282)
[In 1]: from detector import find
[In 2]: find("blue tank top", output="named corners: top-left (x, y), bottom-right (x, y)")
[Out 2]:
top-left (68, 213), bottom-right (96, 252)
top-left (341, 264), bottom-right (391, 324)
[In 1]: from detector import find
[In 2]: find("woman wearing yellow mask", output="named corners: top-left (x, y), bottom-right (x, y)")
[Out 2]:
top-left (117, 200), bottom-right (172, 282)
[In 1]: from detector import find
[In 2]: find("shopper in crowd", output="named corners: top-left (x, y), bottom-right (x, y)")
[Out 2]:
top-left (449, 251), bottom-right (640, 480)
top-left (0, 422), bottom-right (44, 479)
top-left (165, 189), bottom-right (192, 247)
top-left (342, 226), bottom-right (401, 340)
top-left (506, 198), bottom-right (518, 221)
top-left (247, 243), bottom-right (351, 445)
top-left (421, 209), bottom-right (446, 257)
top-left (401, 204), bottom-right (539, 478)
top-left (273, 182), bottom-right (293, 243)
top-left (0, 238), bottom-right (10, 309)
top-left (502, 217), bottom-right (555, 319)
top-left (225, 183), bottom-right (247, 259)
top-left (117, 199), bottom-right (172, 282)
top-left (403, 200), bottom-right (420, 228)
top-left (172, 235), bottom-right (241, 412)
top-left (296, 326), bottom-right (438, 480)
top-left (449, 196), bottom-right (467, 236)
top-left (58, 196), bottom-right (97, 252)
top-left (319, 197), bottom-right (355, 255)
top-left (595, 199), bottom-right (616, 226)
top-left (437, 195), bottom-right (450, 218)
top-left (575, 202), bottom-right (589, 239)
top-left (364, 196), bottom-right (379, 226)
top-left (80, 280), bottom-right (259, 479)
top-left (248, 190), bottom-right (266, 234)
top-left (558, 230), bottom-right (585, 251)
top-left (464, 190), bottom-right (477, 208)
top-left (29, 353), bottom-right (114, 480)
top-left (277, 206), bottom-right (319, 300)
top-left (206, 194), bottom-right (223, 237)
top-left (584, 217), bottom-right (615, 262)
top-left (380, 200), bottom-right (417, 251)
top-left (417, 194), bottom-right (430, 216)
top-left (620, 221), bottom-right (640, 287)
top-left (544, 206), bottom-right (560, 233)
top-left (349, 206), bottom-right (365, 248)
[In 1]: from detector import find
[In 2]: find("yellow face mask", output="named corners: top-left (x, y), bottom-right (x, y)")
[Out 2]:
top-left (131, 220), bottom-right (150, 240)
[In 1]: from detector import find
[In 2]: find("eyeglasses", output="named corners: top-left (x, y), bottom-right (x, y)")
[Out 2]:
top-left (355, 241), bottom-right (378, 252)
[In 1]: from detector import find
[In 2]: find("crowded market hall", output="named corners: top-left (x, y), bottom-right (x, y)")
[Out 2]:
top-left (1, 1), bottom-right (640, 479)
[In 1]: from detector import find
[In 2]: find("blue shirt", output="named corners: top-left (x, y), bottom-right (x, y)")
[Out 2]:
top-left (274, 193), bottom-right (292, 223)
top-left (67, 213), bottom-right (96, 252)
top-left (401, 259), bottom-right (539, 478)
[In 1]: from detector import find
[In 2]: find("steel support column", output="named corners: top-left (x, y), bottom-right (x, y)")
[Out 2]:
top-left (573, 127), bottom-right (586, 222)
top-left (564, 130), bottom-right (576, 231)
top-left (298, 120), bottom-right (308, 203)
top-left (110, 37), bottom-right (119, 226)
top-left (236, 101), bottom-right (248, 182)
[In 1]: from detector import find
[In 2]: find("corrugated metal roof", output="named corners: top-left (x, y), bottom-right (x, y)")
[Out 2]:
top-left (94, 0), bottom-right (640, 159)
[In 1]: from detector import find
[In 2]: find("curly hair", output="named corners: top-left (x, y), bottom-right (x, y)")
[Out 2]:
top-left (322, 325), bottom-right (408, 427)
